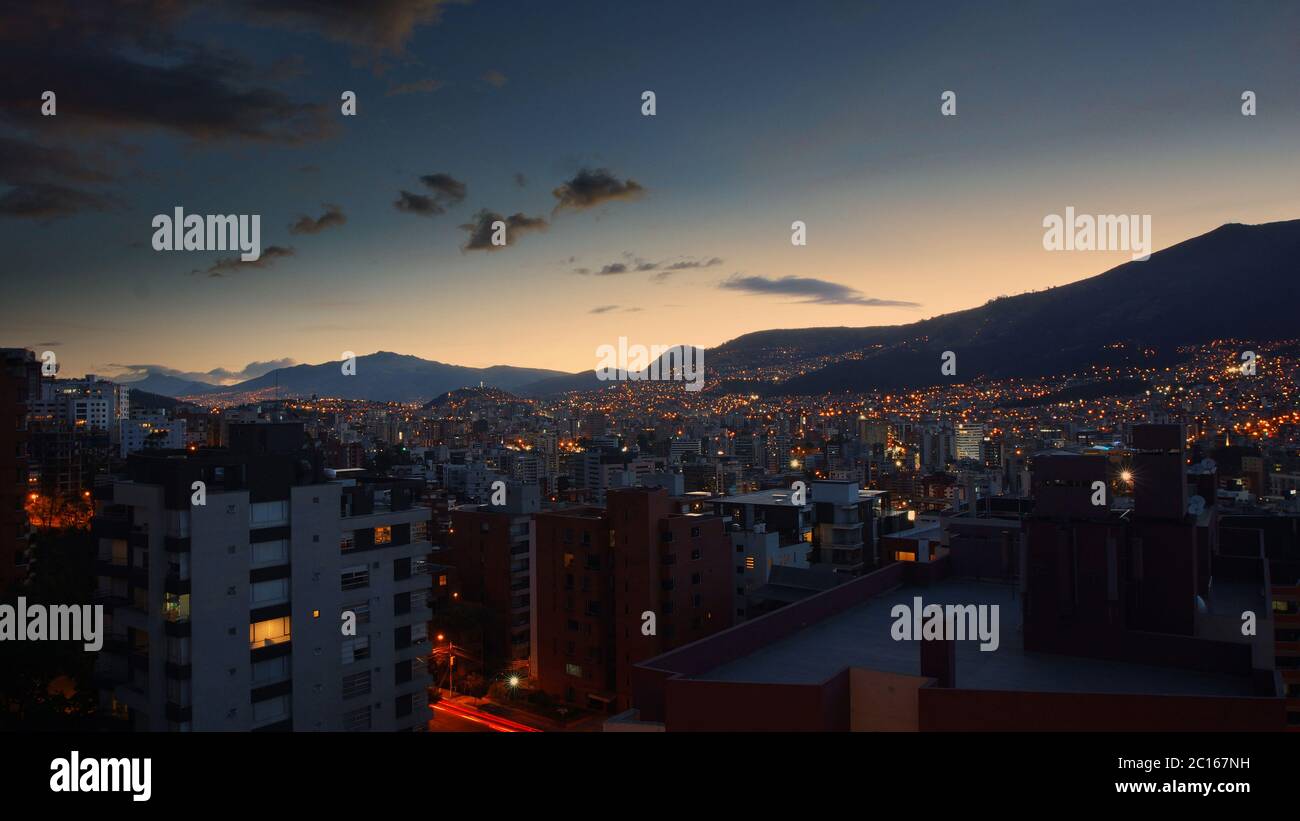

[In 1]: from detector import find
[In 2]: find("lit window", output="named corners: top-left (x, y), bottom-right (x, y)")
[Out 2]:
top-left (374, 526), bottom-right (392, 545)
top-left (249, 617), bottom-right (291, 648)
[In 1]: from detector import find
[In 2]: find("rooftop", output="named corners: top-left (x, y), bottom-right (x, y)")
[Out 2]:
top-left (693, 578), bottom-right (1257, 698)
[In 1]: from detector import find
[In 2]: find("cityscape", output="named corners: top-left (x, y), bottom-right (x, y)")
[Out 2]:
top-left (1, 0), bottom-right (1298, 802)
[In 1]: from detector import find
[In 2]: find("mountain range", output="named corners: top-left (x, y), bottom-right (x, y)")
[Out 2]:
top-left (119, 220), bottom-right (1299, 401)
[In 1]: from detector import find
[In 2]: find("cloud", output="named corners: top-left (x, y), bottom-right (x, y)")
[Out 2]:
top-left (551, 168), bottom-right (644, 212)
top-left (195, 245), bottom-right (296, 277)
top-left (0, 135), bottom-right (120, 219)
top-left (289, 204), bottom-right (347, 235)
top-left (513, 172), bottom-right (527, 188)
top-left (460, 209), bottom-right (548, 251)
top-left (419, 173), bottom-right (466, 203)
top-left (394, 172), bottom-right (467, 216)
top-left (588, 305), bottom-right (642, 314)
top-left (107, 357), bottom-right (298, 386)
top-left (233, 0), bottom-right (461, 54)
top-left (576, 255), bottom-right (723, 279)
top-left (1, 45), bottom-right (334, 143)
top-left (482, 69), bottom-right (508, 88)
top-left (718, 275), bottom-right (920, 307)
top-left (386, 78), bottom-right (443, 96)
top-left (0, 182), bottom-right (118, 220)
top-left (651, 257), bottom-right (724, 281)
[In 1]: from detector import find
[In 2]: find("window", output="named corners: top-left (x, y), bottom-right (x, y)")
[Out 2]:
top-left (393, 557), bottom-right (411, 581)
top-left (343, 705), bottom-right (371, 732)
top-left (341, 565), bottom-right (369, 591)
top-left (374, 526), bottom-right (392, 545)
top-left (340, 532), bottom-right (356, 553)
top-left (250, 578), bottom-right (288, 606)
top-left (691, 527), bottom-right (701, 538)
top-left (252, 656), bottom-right (289, 684)
top-left (565, 663), bottom-right (583, 678)
top-left (251, 539), bottom-right (288, 566)
top-left (345, 602), bottom-right (370, 625)
top-left (395, 694), bottom-right (413, 718)
top-left (342, 670), bottom-right (372, 699)
top-left (249, 616), bottom-right (291, 648)
top-left (163, 592), bottom-right (190, 623)
top-left (412, 520), bottom-right (429, 542)
top-left (438, 574), bottom-right (447, 587)
top-left (341, 636), bottom-right (370, 664)
top-left (249, 500), bottom-right (289, 527)
top-left (252, 695), bottom-right (289, 723)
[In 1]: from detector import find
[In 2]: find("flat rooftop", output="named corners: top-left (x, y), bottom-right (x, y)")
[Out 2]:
top-left (715, 489), bottom-right (805, 506)
top-left (694, 579), bottom-right (1256, 698)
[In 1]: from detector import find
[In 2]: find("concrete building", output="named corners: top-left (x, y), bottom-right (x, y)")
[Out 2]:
top-left (92, 423), bottom-right (434, 731)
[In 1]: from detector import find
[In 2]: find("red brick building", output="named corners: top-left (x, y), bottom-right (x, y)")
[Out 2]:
top-left (0, 349), bottom-right (39, 590)
top-left (536, 487), bottom-right (733, 712)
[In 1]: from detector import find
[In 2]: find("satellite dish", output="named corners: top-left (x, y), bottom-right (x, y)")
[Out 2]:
top-left (1187, 495), bottom-right (1206, 515)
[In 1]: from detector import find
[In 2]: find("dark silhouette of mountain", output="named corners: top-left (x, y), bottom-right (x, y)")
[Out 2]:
top-left (421, 386), bottom-right (520, 410)
top-left (128, 388), bottom-right (180, 411)
top-left (515, 345), bottom-right (706, 396)
top-left (122, 373), bottom-right (221, 396)
top-left (756, 220), bottom-right (1300, 394)
top-left (201, 352), bottom-right (568, 402)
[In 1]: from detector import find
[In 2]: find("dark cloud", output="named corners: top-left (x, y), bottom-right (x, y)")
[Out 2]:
top-left (589, 305), bottom-right (619, 314)
top-left (385, 78), bottom-right (443, 96)
top-left (551, 168), bottom-right (644, 212)
top-left (0, 135), bottom-right (119, 219)
top-left (195, 245), bottom-right (296, 278)
top-left (394, 190), bottom-right (441, 216)
top-left (419, 173), bottom-right (466, 203)
top-left (718, 275), bottom-right (920, 307)
top-left (0, 136), bottom-right (114, 185)
top-left (234, 0), bottom-right (460, 54)
top-left (289, 204), bottom-right (347, 235)
top-left (1, 46), bottom-right (334, 143)
top-left (481, 69), bottom-right (508, 88)
top-left (0, 183), bottom-right (117, 220)
top-left (598, 263), bottom-right (628, 275)
top-left (394, 173), bottom-right (466, 216)
top-left (460, 209), bottom-right (548, 251)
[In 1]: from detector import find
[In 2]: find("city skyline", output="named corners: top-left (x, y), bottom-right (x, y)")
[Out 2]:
top-left (3, 1), bottom-right (1300, 378)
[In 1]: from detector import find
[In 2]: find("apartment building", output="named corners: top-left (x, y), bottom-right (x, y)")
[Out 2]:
top-left (0, 349), bottom-right (39, 589)
top-left (92, 423), bottom-right (433, 731)
top-left (447, 481), bottom-right (539, 676)
top-left (710, 488), bottom-right (813, 620)
top-left (535, 486), bottom-right (733, 713)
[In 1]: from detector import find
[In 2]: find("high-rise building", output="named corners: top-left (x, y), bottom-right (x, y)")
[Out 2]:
top-left (447, 482), bottom-right (540, 675)
top-left (0, 349), bottom-right (40, 590)
top-left (92, 423), bottom-right (435, 731)
top-left (534, 487), bottom-right (733, 712)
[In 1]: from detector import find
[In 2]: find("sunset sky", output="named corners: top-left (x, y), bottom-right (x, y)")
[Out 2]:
top-left (2, 0), bottom-right (1298, 382)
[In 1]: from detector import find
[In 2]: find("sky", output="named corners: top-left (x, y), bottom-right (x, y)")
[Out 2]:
top-left (2, 0), bottom-right (1298, 382)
